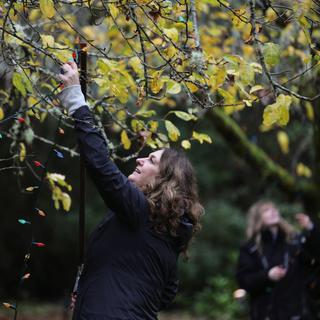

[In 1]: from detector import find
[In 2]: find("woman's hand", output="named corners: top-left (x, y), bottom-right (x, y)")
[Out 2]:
top-left (268, 266), bottom-right (287, 282)
top-left (70, 292), bottom-right (77, 311)
top-left (296, 213), bottom-right (313, 231)
top-left (58, 61), bottom-right (80, 87)
top-left (57, 61), bottom-right (86, 116)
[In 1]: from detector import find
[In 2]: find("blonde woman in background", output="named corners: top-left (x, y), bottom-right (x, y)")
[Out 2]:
top-left (236, 200), bottom-right (320, 320)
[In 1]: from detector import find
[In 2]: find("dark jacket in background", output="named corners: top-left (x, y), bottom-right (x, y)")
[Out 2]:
top-left (72, 105), bottom-right (193, 320)
top-left (236, 225), bottom-right (320, 320)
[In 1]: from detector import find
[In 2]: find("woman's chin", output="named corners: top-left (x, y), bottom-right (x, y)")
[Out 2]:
top-left (128, 174), bottom-right (139, 186)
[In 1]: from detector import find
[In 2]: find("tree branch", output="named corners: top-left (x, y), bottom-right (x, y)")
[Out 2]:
top-left (208, 108), bottom-right (318, 200)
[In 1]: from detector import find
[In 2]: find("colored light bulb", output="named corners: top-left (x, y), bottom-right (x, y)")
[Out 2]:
top-left (18, 219), bottom-right (31, 225)
top-left (35, 208), bottom-right (46, 217)
top-left (33, 161), bottom-right (45, 168)
top-left (32, 242), bottom-right (45, 247)
top-left (21, 273), bottom-right (31, 280)
top-left (26, 186), bottom-right (39, 192)
top-left (53, 149), bottom-right (64, 159)
top-left (3, 302), bottom-right (16, 310)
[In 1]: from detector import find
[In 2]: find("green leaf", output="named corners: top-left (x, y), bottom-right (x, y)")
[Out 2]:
top-left (239, 63), bottom-right (255, 86)
top-left (135, 110), bottom-right (156, 118)
top-left (262, 43), bottom-right (281, 67)
top-left (165, 120), bottom-right (180, 142)
top-left (166, 81), bottom-right (182, 95)
top-left (170, 111), bottom-right (197, 121)
top-left (13, 72), bottom-right (27, 97)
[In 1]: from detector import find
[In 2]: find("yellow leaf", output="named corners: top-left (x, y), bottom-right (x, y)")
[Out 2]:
top-left (0, 107), bottom-right (4, 120)
top-left (296, 163), bottom-right (312, 178)
top-left (250, 85), bottom-right (263, 94)
top-left (181, 140), bottom-right (191, 149)
top-left (210, 67), bottom-right (226, 91)
top-left (81, 26), bottom-right (96, 41)
top-left (131, 119), bottom-right (144, 132)
top-left (151, 71), bottom-right (164, 94)
top-left (29, 9), bottom-right (41, 21)
top-left (41, 35), bottom-right (55, 47)
top-left (263, 94), bottom-right (292, 128)
top-left (129, 57), bottom-right (143, 77)
top-left (249, 62), bottom-right (263, 73)
top-left (40, 112), bottom-right (47, 123)
top-left (109, 3), bottom-right (119, 18)
top-left (304, 102), bottom-right (314, 121)
top-left (277, 131), bottom-right (289, 154)
top-left (165, 120), bottom-right (180, 142)
top-left (163, 46), bottom-right (177, 59)
top-left (163, 28), bottom-right (179, 42)
top-left (186, 82), bottom-right (199, 93)
top-left (39, 0), bottom-right (55, 19)
top-left (61, 192), bottom-right (71, 211)
top-left (121, 130), bottom-right (131, 150)
top-left (53, 49), bottom-right (70, 63)
top-left (218, 88), bottom-right (235, 104)
top-left (116, 110), bottom-right (127, 121)
top-left (148, 120), bottom-right (158, 133)
top-left (19, 143), bottom-right (26, 162)
top-left (192, 131), bottom-right (212, 144)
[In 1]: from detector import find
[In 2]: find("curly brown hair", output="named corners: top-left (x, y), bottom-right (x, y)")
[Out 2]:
top-left (142, 148), bottom-right (204, 253)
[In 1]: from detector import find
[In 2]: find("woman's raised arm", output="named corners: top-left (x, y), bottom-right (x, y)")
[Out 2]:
top-left (58, 63), bottom-right (148, 228)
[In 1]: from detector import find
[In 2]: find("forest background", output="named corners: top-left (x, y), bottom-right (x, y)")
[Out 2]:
top-left (0, 0), bottom-right (320, 319)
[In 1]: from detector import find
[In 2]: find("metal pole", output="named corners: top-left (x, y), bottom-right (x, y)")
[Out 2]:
top-left (79, 41), bottom-right (87, 266)
top-left (71, 42), bottom-right (87, 319)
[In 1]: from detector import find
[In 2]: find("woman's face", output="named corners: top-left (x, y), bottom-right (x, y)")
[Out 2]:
top-left (261, 204), bottom-right (281, 227)
top-left (128, 149), bottom-right (164, 189)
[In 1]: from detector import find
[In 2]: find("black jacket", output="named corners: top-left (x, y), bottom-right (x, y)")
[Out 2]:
top-left (72, 105), bottom-right (193, 320)
top-left (236, 226), bottom-right (320, 320)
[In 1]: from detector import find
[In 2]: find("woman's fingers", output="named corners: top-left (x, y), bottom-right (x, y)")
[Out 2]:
top-left (61, 63), bottom-right (73, 74)
top-left (67, 60), bottom-right (78, 70)
top-left (58, 62), bottom-right (80, 87)
top-left (58, 73), bottom-right (67, 82)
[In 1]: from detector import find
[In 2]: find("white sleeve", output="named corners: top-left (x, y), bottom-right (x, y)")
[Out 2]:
top-left (58, 85), bottom-right (89, 116)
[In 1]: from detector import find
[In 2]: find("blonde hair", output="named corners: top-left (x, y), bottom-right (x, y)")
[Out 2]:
top-left (246, 200), bottom-right (295, 252)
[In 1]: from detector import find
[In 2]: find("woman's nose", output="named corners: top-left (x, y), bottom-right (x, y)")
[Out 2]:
top-left (136, 158), bottom-right (143, 166)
